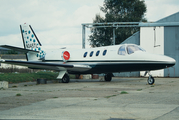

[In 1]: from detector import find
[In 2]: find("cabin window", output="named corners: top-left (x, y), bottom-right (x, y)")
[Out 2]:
top-left (118, 46), bottom-right (126, 55)
top-left (96, 50), bottom-right (100, 56)
top-left (127, 45), bottom-right (145, 54)
top-left (84, 52), bottom-right (88, 58)
top-left (90, 51), bottom-right (94, 57)
top-left (103, 50), bottom-right (107, 56)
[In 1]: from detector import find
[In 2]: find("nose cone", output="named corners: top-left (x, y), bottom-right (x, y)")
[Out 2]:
top-left (166, 56), bottom-right (176, 67)
top-left (155, 54), bottom-right (176, 68)
top-left (137, 52), bottom-right (176, 70)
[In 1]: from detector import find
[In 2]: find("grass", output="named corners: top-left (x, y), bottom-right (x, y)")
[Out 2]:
top-left (53, 97), bottom-right (58, 98)
top-left (120, 91), bottom-right (128, 94)
top-left (69, 74), bottom-right (76, 79)
top-left (0, 102), bottom-right (7, 104)
top-left (105, 94), bottom-right (117, 98)
top-left (16, 93), bottom-right (22, 96)
top-left (0, 71), bottom-right (59, 83)
top-left (0, 87), bottom-right (5, 90)
top-left (137, 89), bottom-right (142, 91)
top-left (0, 71), bottom-right (76, 83)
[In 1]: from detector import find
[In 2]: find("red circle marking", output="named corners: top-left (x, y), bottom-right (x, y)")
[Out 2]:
top-left (63, 51), bottom-right (70, 60)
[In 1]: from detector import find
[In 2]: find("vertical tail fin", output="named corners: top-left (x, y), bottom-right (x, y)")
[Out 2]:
top-left (20, 23), bottom-right (46, 61)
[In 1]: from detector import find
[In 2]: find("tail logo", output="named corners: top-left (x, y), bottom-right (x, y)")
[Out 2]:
top-left (26, 43), bottom-right (38, 49)
top-left (21, 24), bottom-right (46, 59)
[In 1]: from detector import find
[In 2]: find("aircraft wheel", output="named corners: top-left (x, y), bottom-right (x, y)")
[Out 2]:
top-left (62, 74), bottom-right (70, 83)
top-left (104, 73), bottom-right (112, 82)
top-left (147, 76), bottom-right (155, 85)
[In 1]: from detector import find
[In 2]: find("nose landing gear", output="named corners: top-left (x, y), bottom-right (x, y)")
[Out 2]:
top-left (147, 76), bottom-right (155, 85)
top-left (144, 71), bottom-right (155, 85)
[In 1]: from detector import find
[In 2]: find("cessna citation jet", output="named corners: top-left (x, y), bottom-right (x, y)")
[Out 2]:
top-left (0, 24), bottom-right (176, 85)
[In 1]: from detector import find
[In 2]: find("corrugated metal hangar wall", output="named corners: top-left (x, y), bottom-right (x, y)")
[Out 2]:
top-left (164, 27), bottom-right (179, 77)
top-left (117, 11), bottom-right (179, 77)
top-left (158, 12), bottom-right (179, 77)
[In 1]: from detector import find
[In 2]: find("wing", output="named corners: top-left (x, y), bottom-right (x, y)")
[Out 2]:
top-left (0, 59), bottom-right (91, 71)
top-left (0, 45), bottom-right (38, 53)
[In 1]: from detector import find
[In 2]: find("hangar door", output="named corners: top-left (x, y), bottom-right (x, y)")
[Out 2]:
top-left (140, 27), bottom-right (164, 77)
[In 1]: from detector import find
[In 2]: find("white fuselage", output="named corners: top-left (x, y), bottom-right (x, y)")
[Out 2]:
top-left (41, 44), bottom-right (175, 74)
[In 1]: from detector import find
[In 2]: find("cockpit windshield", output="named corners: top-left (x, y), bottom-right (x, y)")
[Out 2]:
top-left (118, 45), bottom-right (126, 55)
top-left (127, 45), bottom-right (145, 54)
top-left (118, 45), bottom-right (145, 55)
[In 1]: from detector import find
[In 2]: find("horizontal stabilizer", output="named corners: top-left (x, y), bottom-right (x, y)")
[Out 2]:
top-left (0, 45), bottom-right (39, 53)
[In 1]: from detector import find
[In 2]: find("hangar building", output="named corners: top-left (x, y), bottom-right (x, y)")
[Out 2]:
top-left (118, 12), bottom-right (179, 77)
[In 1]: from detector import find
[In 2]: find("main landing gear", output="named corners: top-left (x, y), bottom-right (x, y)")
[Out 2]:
top-left (57, 71), bottom-right (70, 83)
top-left (61, 73), bottom-right (70, 83)
top-left (144, 71), bottom-right (155, 85)
top-left (104, 73), bottom-right (113, 82)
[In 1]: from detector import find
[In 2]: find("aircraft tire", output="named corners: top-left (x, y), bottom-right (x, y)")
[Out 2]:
top-left (147, 76), bottom-right (155, 85)
top-left (62, 74), bottom-right (70, 83)
top-left (104, 73), bottom-right (112, 82)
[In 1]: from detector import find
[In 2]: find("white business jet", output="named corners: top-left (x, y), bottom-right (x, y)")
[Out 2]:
top-left (0, 24), bottom-right (176, 84)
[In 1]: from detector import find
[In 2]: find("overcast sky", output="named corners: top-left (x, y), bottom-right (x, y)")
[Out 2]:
top-left (0, 0), bottom-right (179, 49)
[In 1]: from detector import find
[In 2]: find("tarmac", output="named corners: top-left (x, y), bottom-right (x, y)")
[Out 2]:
top-left (0, 77), bottom-right (179, 120)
